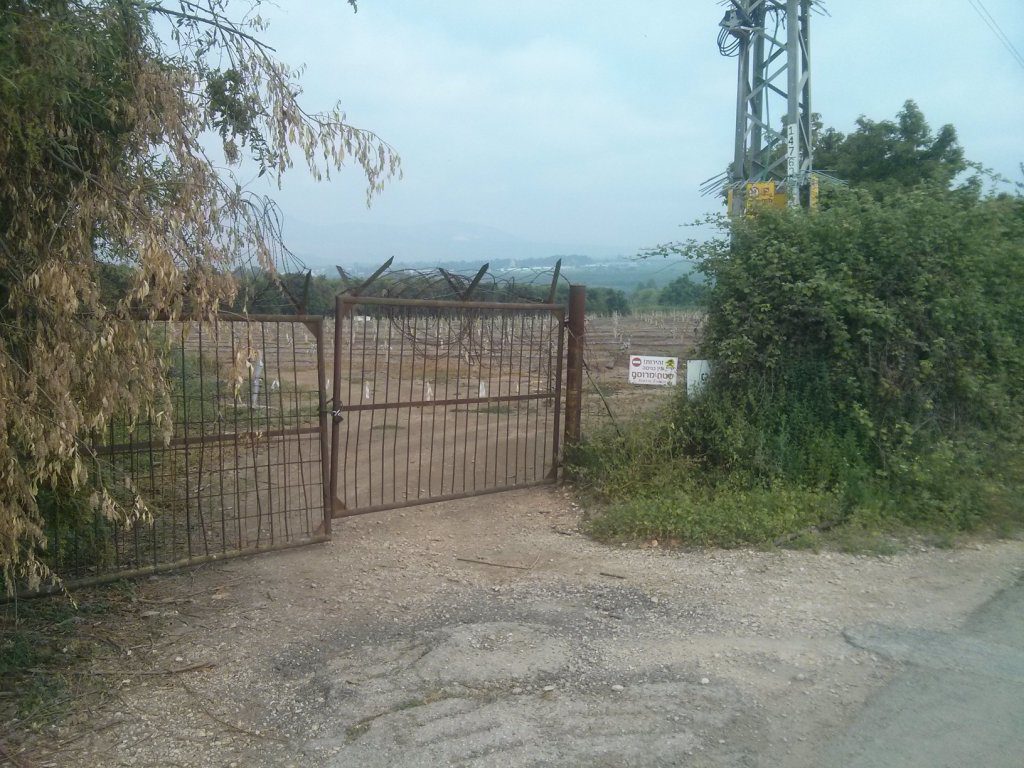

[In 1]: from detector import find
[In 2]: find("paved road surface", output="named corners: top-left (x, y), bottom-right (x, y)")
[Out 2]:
top-left (824, 574), bottom-right (1024, 767)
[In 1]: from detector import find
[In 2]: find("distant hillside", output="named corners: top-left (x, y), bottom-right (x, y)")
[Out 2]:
top-left (318, 254), bottom-right (697, 294)
top-left (283, 216), bottom-right (698, 293)
top-left (543, 258), bottom-right (697, 292)
top-left (282, 217), bottom-right (630, 268)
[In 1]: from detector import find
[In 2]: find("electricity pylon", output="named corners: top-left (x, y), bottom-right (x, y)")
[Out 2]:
top-left (714, 0), bottom-right (815, 215)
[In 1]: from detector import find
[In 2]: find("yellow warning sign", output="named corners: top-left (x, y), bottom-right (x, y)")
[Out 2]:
top-left (745, 181), bottom-right (787, 212)
top-left (746, 180), bottom-right (775, 201)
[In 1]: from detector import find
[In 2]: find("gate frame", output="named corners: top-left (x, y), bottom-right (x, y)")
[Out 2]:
top-left (329, 294), bottom-right (580, 519)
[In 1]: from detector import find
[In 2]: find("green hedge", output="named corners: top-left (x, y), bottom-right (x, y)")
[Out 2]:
top-left (571, 188), bottom-right (1024, 547)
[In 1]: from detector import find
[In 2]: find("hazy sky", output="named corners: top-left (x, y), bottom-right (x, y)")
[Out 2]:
top-left (247, 0), bottom-right (1024, 258)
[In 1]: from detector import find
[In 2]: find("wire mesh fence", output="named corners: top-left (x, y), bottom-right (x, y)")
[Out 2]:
top-left (578, 310), bottom-right (705, 434)
top-left (43, 314), bottom-right (329, 586)
top-left (330, 297), bottom-right (566, 516)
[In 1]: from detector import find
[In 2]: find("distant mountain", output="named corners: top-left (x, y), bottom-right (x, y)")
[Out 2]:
top-left (276, 216), bottom-right (697, 291)
top-left (279, 217), bottom-right (631, 271)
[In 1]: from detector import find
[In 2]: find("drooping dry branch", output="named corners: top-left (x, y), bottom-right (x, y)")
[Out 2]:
top-left (0, 0), bottom-right (399, 593)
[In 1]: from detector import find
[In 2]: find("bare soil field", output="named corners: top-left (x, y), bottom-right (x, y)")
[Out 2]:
top-left (6, 487), bottom-right (1022, 767)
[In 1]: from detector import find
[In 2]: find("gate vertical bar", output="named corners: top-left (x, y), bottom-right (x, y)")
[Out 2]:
top-left (313, 316), bottom-right (332, 536)
top-left (327, 295), bottom-right (571, 520)
top-left (329, 295), bottom-right (346, 523)
top-left (549, 305), bottom-right (566, 479)
top-left (563, 285), bottom-right (586, 446)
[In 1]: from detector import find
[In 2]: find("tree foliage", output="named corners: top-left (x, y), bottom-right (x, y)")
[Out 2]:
top-left (0, 0), bottom-right (400, 592)
top-left (578, 97), bottom-right (1024, 544)
top-left (657, 274), bottom-right (708, 308)
top-left (701, 190), bottom-right (1023, 459)
top-left (579, 286), bottom-right (631, 315)
top-left (815, 100), bottom-right (968, 194)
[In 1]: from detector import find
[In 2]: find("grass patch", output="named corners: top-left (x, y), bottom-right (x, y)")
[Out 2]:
top-left (569, 395), bottom-right (1024, 552)
top-left (587, 484), bottom-right (837, 548)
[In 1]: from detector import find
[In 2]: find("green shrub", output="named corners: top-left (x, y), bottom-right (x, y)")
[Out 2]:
top-left (572, 187), bottom-right (1024, 548)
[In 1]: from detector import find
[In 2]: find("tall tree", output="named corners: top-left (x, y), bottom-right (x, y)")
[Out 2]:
top-left (0, 0), bottom-right (400, 591)
top-left (815, 100), bottom-right (967, 193)
top-left (658, 274), bottom-right (708, 308)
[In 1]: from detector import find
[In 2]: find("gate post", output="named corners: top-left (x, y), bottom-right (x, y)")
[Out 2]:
top-left (328, 294), bottom-right (347, 530)
top-left (564, 285), bottom-right (586, 446)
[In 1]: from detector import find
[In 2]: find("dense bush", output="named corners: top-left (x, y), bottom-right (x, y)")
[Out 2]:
top-left (707, 189), bottom-right (1023, 458)
top-left (572, 187), bottom-right (1024, 547)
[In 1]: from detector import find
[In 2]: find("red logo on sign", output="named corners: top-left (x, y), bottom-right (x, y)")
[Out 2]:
top-left (631, 357), bottom-right (642, 367)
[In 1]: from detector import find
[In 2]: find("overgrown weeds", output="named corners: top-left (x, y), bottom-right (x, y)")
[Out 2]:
top-left (572, 392), bottom-right (1024, 551)
top-left (0, 582), bottom-right (138, 736)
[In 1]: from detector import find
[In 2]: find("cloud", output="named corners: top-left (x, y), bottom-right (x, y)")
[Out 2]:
top-left (261, 2), bottom-right (725, 245)
top-left (252, 0), bottom-right (1024, 252)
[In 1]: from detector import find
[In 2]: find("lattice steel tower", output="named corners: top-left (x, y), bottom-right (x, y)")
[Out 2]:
top-left (716, 0), bottom-right (815, 215)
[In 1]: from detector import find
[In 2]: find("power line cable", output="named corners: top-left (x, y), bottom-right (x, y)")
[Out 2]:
top-left (973, 0), bottom-right (1024, 63)
top-left (966, 0), bottom-right (1024, 70)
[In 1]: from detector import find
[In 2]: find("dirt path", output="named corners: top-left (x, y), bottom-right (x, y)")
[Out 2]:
top-left (28, 487), bottom-right (1024, 767)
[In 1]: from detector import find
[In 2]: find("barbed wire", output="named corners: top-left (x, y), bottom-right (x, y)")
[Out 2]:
top-left (339, 263), bottom-right (563, 358)
top-left (342, 265), bottom-right (559, 302)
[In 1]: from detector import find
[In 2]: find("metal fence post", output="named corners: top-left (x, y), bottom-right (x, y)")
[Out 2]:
top-left (564, 285), bottom-right (586, 446)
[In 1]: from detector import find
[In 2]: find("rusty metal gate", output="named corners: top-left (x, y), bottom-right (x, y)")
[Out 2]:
top-left (41, 313), bottom-right (330, 588)
top-left (329, 296), bottom-right (568, 519)
top-left (27, 273), bottom-right (583, 594)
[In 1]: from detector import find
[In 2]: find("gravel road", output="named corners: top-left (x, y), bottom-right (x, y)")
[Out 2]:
top-left (27, 487), bottom-right (1024, 767)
